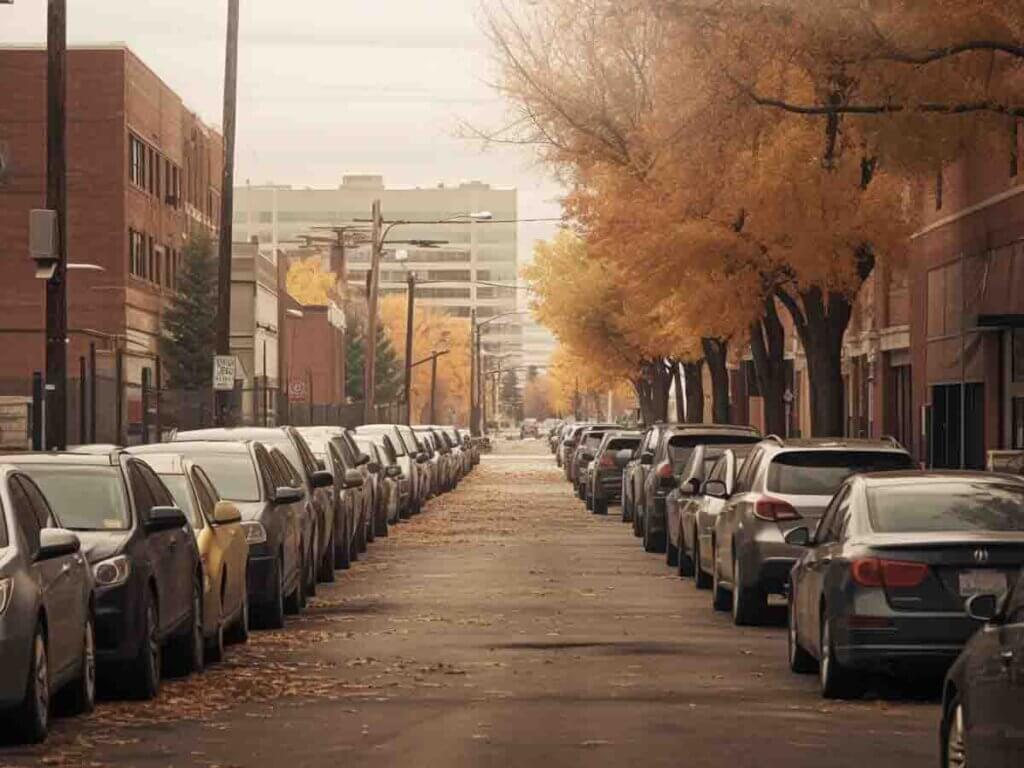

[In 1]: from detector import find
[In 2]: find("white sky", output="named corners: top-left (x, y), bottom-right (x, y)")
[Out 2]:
top-left (0, 0), bottom-right (563, 264)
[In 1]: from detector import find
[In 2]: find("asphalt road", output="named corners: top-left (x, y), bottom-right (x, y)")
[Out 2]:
top-left (3, 438), bottom-right (939, 767)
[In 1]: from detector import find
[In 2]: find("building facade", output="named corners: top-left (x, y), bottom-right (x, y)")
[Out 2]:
top-left (0, 45), bottom-right (222, 441)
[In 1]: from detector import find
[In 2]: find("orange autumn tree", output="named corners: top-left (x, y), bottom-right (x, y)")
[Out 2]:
top-left (378, 295), bottom-right (472, 426)
top-left (286, 255), bottom-right (337, 305)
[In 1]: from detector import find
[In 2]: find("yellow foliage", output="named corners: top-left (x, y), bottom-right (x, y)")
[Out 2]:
top-left (286, 256), bottom-right (337, 306)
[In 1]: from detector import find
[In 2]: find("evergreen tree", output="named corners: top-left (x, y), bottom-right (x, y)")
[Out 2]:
top-left (161, 232), bottom-right (217, 390)
top-left (501, 369), bottom-right (523, 421)
top-left (344, 309), bottom-right (403, 404)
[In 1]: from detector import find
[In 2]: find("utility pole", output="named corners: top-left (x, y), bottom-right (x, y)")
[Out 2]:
top-left (469, 309), bottom-right (477, 434)
top-left (45, 0), bottom-right (68, 450)
top-left (214, 0), bottom-right (240, 425)
top-left (403, 271), bottom-right (416, 424)
top-left (430, 352), bottom-right (439, 425)
top-left (364, 199), bottom-right (383, 423)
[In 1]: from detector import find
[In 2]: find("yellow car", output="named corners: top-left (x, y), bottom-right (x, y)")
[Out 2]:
top-left (130, 452), bottom-right (250, 662)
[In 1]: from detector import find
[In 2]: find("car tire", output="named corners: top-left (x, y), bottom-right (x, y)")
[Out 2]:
top-left (366, 500), bottom-right (377, 544)
top-left (666, 530), bottom-right (680, 567)
top-left (585, 491), bottom-right (593, 511)
top-left (731, 556), bottom-right (766, 626)
top-left (166, 576), bottom-right (205, 677)
top-left (259, 555), bottom-right (287, 629)
top-left (318, 531), bottom-right (336, 583)
top-left (694, 533), bottom-right (712, 590)
top-left (678, 533), bottom-right (694, 577)
top-left (335, 519), bottom-right (353, 570)
top-left (593, 497), bottom-right (608, 516)
top-left (305, 529), bottom-right (318, 597)
top-left (357, 514), bottom-right (368, 554)
top-left (205, 617), bottom-right (225, 665)
top-left (14, 625), bottom-right (49, 744)
top-left (129, 590), bottom-right (162, 699)
top-left (712, 554), bottom-right (731, 611)
top-left (941, 697), bottom-right (967, 768)
top-left (374, 507), bottom-right (388, 538)
top-left (787, 599), bottom-right (816, 674)
top-left (642, 510), bottom-right (665, 553)
top-left (632, 501), bottom-right (644, 538)
top-left (59, 615), bottom-right (96, 715)
top-left (621, 492), bottom-right (632, 523)
top-left (819, 613), bottom-right (863, 699)
top-left (284, 550), bottom-right (305, 616)
top-left (225, 581), bottom-right (250, 645)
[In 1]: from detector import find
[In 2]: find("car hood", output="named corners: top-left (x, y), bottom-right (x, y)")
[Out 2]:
top-left (74, 530), bottom-right (133, 564)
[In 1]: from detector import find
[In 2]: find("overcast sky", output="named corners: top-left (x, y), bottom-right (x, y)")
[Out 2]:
top-left (0, 0), bottom-right (562, 263)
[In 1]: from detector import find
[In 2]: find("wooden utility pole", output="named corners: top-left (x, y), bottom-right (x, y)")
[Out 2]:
top-left (469, 309), bottom-right (476, 434)
top-left (403, 271), bottom-right (416, 425)
top-left (215, 0), bottom-right (240, 425)
top-left (430, 352), bottom-right (439, 425)
top-left (45, 0), bottom-right (68, 449)
top-left (364, 199), bottom-right (383, 423)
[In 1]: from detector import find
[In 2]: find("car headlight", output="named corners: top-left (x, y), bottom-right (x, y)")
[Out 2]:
top-left (241, 521), bottom-right (267, 544)
top-left (93, 555), bottom-right (131, 588)
top-left (0, 577), bottom-right (12, 615)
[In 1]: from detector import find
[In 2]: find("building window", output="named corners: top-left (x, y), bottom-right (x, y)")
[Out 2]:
top-left (935, 166), bottom-right (944, 210)
top-left (129, 229), bottom-right (145, 277)
top-left (129, 134), bottom-right (146, 188)
top-left (1013, 121), bottom-right (1020, 179)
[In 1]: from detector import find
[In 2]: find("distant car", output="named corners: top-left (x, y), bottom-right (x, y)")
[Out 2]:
top-left (357, 424), bottom-right (426, 518)
top-left (132, 440), bottom-right (305, 629)
top-left (622, 423), bottom-right (675, 530)
top-left (520, 419), bottom-right (540, 439)
top-left (0, 466), bottom-right (94, 743)
top-left (711, 437), bottom-right (915, 625)
top-left (587, 431), bottom-right (642, 515)
top-left (560, 424), bottom-right (589, 480)
top-left (356, 438), bottom-right (402, 533)
top-left (570, 425), bottom-right (617, 495)
top-left (787, 471), bottom-right (1024, 700)
top-left (942, 566), bottom-right (1024, 768)
top-left (639, 424), bottom-right (762, 554)
top-left (132, 452), bottom-right (250, 661)
top-left (4, 451), bottom-right (203, 700)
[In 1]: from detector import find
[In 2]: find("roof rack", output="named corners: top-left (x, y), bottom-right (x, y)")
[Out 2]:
top-left (763, 434), bottom-right (785, 446)
top-left (881, 435), bottom-right (905, 449)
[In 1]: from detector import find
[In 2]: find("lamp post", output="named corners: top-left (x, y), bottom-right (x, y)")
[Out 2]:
top-left (473, 311), bottom-right (531, 434)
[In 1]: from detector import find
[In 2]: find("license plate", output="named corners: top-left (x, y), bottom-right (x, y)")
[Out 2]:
top-left (958, 570), bottom-right (1008, 597)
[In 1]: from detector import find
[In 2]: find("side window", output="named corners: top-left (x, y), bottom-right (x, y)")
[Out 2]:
top-left (9, 478), bottom-right (42, 555)
top-left (815, 486), bottom-right (850, 544)
top-left (291, 434), bottom-right (319, 476)
top-left (191, 468), bottom-right (218, 521)
top-left (708, 457), bottom-right (727, 484)
top-left (272, 450), bottom-right (302, 488)
top-left (254, 445), bottom-right (277, 498)
top-left (138, 463), bottom-right (174, 508)
top-left (128, 463), bottom-right (157, 520)
top-left (734, 448), bottom-right (762, 494)
top-left (1006, 571), bottom-right (1024, 625)
top-left (17, 476), bottom-right (57, 528)
top-left (382, 437), bottom-right (397, 464)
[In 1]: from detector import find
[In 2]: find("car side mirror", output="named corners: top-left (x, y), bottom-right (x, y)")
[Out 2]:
top-left (614, 449), bottom-right (632, 468)
top-left (367, 461), bottom-right (381, 474)
top-left (966, 592), bottom-right (1001, 623)
top-left (702, 479), bottom-right (728, 499)
top-left (35, 528), bottom-right (80, 561)
top-left (640, 451), bottom-right (654, 466)
top-left (343, 469), bottom-right (363, 489)
top-left (581, 451), bottom-right (594, 462)
top-left (416, 453), bottom-right (429, 464)
top-left (385, 465), bottom-right (402, 479)
top-left (784, 526), bottom-right (812, 547)
top-left (145, 506), bottom-right (188, 534)
top-left (357, 453), bottom-right (371, 467)
top-left (212, 500), bottom-right (242, 525)
top-left (311, 469), bottom-right (334, 489)
top-left (273, 486), bottom-right (305, 505)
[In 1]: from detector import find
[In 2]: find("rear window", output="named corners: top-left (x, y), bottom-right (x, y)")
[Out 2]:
top-left (667, 435), bottom-right (759, 467)
top-left (868, 482), bottom-right (1024, 533)
top-left (193, 455), bottom-right (260, 502)
top-left (605, 438), bottom-right (639, 452)
top-left (160, 475), bottom-right (204, 529)
top-left (584, 433), bottom-right (606, 449)
top-left (25, 467), bottom-right (130, 530)
top-left (768, 451), bottom-right (914, 495)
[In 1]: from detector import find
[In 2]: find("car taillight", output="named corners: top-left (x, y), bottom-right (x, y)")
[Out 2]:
top-left (599, 454), bottom-right (615, 469)
top-left (753, 497), bottom-right (801, 522)
top-left (850, 558), bottom-right (929, 589)
top-left (656, 462), bottom-right (673, 479)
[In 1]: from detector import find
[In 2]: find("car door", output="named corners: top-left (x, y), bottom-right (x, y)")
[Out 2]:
top-left (144, 462), bottom-right (196, 629)
top-left (797, 485), bottom-right (849, 655)
top-left (256, 444), bottom-right (299, 583)
top-left (717, 446), bottom-right (764, 576)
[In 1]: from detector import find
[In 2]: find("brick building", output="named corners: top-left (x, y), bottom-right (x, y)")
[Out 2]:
top-left (0, 45), bottom-right (222, 441)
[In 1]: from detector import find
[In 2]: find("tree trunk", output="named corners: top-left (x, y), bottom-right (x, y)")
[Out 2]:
top-left (701, 338), bottom-right (731, 424)
top-left (650, 358), bottom-right (671, 423)
top-left (682, 359), bottom-right (704, 424)
top-left (671, 360), bottom-right (686, 422)
top-left (749, 298), bottom-right (787, 436)
top-left (633, 376), bottom-right (654, 425)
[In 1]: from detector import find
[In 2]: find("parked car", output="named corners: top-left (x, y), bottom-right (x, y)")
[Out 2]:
top-left (395, 424), bottom-right (431, 509)
top-left (133, 440), bottom-right (305, 628)
top-left (623, 423), bottom-right (675, 529)
top-left (571, 425), bottom-right (617, 497)
top-left (787, 471), bottom-right (1024, 700)
top-left (941, 566), bottom-right (1024, 768)
top-left (357, 424), bottom-right (425, 518)
top-left (3, 451), bottom-right (203, 700)
top-left (130, 452), bottom-right (250, 660)
top-left (0, 466), bottom-right (94, 742)
top-left (587, 431), bottom-right (642, 515)
top-left (561, 424), bottom-right (589, 480)
top-left (175, 428), bottom-right (334, 593)
top-left (520, 418), bottom-right (540, 439)
top-left (357, 438), bottom-right (403, 530)
top-left (414, 428), bottom-right (446, 495)
top-left (674, 446), bottom-right (753, 588)
top-left (710, 437), bottom-right (914, 625)
top-left (639, 424), bottom-right (762, 554)
top-left (666, 442), bottom-right (756, 574)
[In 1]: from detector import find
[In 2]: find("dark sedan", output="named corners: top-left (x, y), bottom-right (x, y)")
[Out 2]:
top-left (786, 471), bottom-right (1024, 700)
top-left (587, 431), bottom-right (642, 515)
top-left (941, 568), bottom-right (1024, 768)
top-left (3, 452), bottom-right (203, 700)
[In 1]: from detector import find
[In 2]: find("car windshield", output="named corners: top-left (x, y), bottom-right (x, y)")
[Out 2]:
top-left (867, 482), bottom-right (1024, 533)
top-left (193, 454), bottom-right (261, 502)
top-left (160, 475), bottom-right (203, 529)
top-left (768, 451), bottom-right (914, 495)
top-left (667, 435), bottom-right (759, 468)
top-left (24, 467), bottom-right (130, 531)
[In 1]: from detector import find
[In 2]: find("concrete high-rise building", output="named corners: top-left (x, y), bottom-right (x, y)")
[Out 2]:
top-left (234, 175), bottom-right (523, 361)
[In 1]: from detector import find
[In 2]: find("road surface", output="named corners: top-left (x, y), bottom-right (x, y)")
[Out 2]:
top-left (2, 437), bottom-right (938, 767)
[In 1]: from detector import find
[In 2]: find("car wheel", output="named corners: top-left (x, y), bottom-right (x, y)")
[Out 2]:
top-left (225, 580), bottom-right (250, 645)
top-left (642, 511), bottom-right (665, 554)
top-left (366, 500), bottom-right (377, 543)
top-left (305, 529), bottom-right (318, 597)
top-left (694, 532), bottom-right (712, 590)
top-left (731, 556), bottom-right (766, 626)
top-left (632, 501), bottom-right (644, 538)
top-left (678, 532), bottom-right (694, 577)
top-left (593, 497), bottom-right (608, 516)
top-left (335, 517), bottom-right (353, 570)
top-left (375, 506), bottom-right (389, 538)
top-left (621, 493), bottom-right (632, 523)
top-left (666, 529), bottom-right (680, 567)
top-left (60, 615), bottom-right (96, 715)
top-left (942, 698), bottom-right (967, 768)
top-left (260, 555), bottom-right (287, 629)
top-left (167, 576), bottom-right (205, 676)
top-left (130, 590), bottom-right (161, 699)
top-left (285, 549), bottom-right (305, 616)
top-left (819, 612), bottom-right (862, 699)
top-left (205, 616), bottom-right (225, 665)
top-left (585, 490), bottom-right (593, 511)
top-left (357, 513), bottom-right (369, 554)
top-left (787, 598), bottom-right (816, 674)
top-left (318, 529), bottom-right (336, 583)
top-left (14, 626), bottom-right (49, 743)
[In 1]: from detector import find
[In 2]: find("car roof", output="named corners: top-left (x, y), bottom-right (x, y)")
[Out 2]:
top-left (132, 452), bottom-right (187, 475)
top-left (175, 427), bottom-right (290, 442)
top-left (856, 470), bottom-right (1024, 486)
top-left (666, 423), bottom-right (760, 436)
top-left (130, 440), bottom-right (252, 455)
top-left (0, 451), bottom-right (120, 467)
top-left (763, 437), bottom-right (907, 452)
